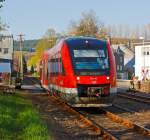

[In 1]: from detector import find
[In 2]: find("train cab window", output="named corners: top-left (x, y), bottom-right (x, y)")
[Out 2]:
top-left (71, 49), bottom-right (109, 75)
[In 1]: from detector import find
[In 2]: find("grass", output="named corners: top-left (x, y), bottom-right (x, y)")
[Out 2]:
top-left (0, 93), bottom-right (52, 140)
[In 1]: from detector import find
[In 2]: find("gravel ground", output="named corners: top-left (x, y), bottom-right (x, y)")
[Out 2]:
top-left (27, 94), bottom-right (102, 140)
top-left (78, 107), bottom-right (150, 140)
top-left (113, 96), bottom-right (150, 130)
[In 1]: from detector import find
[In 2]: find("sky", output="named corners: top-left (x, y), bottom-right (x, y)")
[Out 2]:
top-left (1, 0), bottom-right (150, 39)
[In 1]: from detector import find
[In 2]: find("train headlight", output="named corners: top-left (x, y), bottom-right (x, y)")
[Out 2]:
top-left (76, 76), bottom-right (80, 80)
top-left (106, 76), bottom-right (110, 80)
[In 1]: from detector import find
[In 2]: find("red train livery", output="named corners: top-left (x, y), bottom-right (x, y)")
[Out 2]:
top-left (40, 37), bottom-right (117, 107)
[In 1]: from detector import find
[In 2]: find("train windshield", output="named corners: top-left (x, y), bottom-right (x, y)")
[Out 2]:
top-left (72, 49), bottom-right (110, 76)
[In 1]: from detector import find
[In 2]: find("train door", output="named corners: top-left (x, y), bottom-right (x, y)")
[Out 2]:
top-left (44, 60), bottom-right (48, 86)
top-left (48, 58), bottom-right (51, 89)
top-left (42, 60), bottom-right (45, 85)
top-left (39, 61), bottom-right (43, 84)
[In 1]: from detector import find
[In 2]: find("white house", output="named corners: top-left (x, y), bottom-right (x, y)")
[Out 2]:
top-left (135, 42), bottom-right (150, 80)
top-left (0, 32), bottom-right (13, 73)
top-left (0, 35), bottom-right (13, 60)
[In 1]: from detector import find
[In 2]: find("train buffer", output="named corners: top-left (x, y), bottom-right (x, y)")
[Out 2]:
top-left (0, 84), bottom-right (15, 95)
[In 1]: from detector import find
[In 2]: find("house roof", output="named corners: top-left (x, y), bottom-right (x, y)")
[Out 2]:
top-left (124, 57), bottom-right (135, 73)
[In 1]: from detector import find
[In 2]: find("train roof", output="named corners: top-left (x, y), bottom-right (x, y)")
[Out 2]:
top-left (43, 37), bottom-right (108, 57)
top-left (64, 36), bottom-right (105, 41)
top-left (64, 36), bottom-right (107, 46)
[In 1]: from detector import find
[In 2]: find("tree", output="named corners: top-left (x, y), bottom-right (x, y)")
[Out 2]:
top-left (44, 28), bottom-right (56, 38)
top-left (0, 0), bottom-right (5, 8)
top-left (98, 25), bottom-right (108, 39)
top-left (147, 24), bottom-right (150, 39)
top-left (0, 0), bottom-right (6, 31)
top-left (68, 10), bottom-right (105, 37)
top-left (0, 19), bottom-right (8, 31)
top-left (30, 65), bottom-right (34, 74)
top-left (27, 28), bottom-right (57, 67)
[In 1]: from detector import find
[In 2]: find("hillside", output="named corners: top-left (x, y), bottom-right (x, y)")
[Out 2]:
top-left (13, 39), bottom-right (39, 52)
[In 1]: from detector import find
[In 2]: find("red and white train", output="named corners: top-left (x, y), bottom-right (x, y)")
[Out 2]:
top-left (40, 37), bottom-right (117, 107)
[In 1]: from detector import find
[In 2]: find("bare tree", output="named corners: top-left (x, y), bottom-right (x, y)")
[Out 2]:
top-left (0, 0), bottom-right (5, 8)
top-left (68, 10), bottom-right (106, 37)
top-left (147, 24), bottom-right (150, 39)
top-left (0, 0), bottom-right (6, 31)
top-left (44, 28), bottom-right (56, 38)
top-left (124, 25), bottom-right (130, 38)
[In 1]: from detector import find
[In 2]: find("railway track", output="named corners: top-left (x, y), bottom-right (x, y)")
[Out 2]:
top-left (103, 106), bottom-right (150, 137)
top-left (77, 105), bottom-right (150, 140)
top-left (117, 92), bottom-right (150, 104)
top-left (48, 96), bottom-right (118, 140)
top-left (49, 96), bottom-right (150, 139)
top-left (24, 76), bottom-right (150, 139)
top-left (36, 94), bottom-right (150, 139)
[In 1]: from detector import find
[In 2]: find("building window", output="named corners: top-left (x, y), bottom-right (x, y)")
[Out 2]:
top-left (120, 65), bottom-right (122, 71)
top-left (4, 48), bottom-right (9, 54)
top-left (142, 47), bottom-right (150, 56)
top-left (120, 57), bottom-right (123, 63)
top-left (117, 65), bottom-right (120, 71)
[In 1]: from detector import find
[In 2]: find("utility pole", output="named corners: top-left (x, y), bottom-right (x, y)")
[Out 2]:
top-left (17, 34), bottom-right (24, 81)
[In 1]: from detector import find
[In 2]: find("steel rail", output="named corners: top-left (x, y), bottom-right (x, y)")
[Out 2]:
top-left (117, 92), bottom-right (150, 104)
top-left (48, 95), bottom-right (118, 140)
top-left (101, 108), bottom-right (150, 137)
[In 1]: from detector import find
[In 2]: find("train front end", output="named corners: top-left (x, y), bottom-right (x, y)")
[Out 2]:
top-left (66, 38), bottom-right (117, 107)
